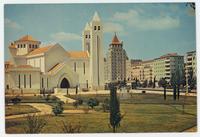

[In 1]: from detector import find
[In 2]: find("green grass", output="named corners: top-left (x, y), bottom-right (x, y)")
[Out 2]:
top-left (6, 103), bottom-right (196, 133)
top-left (6, 93), bottom-right (197, 133)
top-left (67, 93), bottom-right (196, 105)
top-left (5, 105), bottom-right (40, 116)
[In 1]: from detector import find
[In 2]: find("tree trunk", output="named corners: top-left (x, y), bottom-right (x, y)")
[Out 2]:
top-left (113, 126), bottom-right (116, 133)
top-left (177, 85), bottom-right (180, 100)
top-left (173, 85), bottom-right (176, 100)
top-left (164, 88), bottom-right (166, 100)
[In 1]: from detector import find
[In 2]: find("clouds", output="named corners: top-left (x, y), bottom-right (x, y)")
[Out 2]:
top-left (50, 32), bottom-right (81, 42)
top-left (111, 9), bottom-right (180, 30)
top-left (103, 22), bottom-right (124, 33)
top-left (5, 18), bottom-right (22, 30)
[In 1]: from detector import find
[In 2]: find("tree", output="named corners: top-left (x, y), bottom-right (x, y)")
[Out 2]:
top-left (148, 79), bottom-right (153, 87)
top-left (153, 76), bottom-right (156, 88)
top-left (52, 101), bottom-right (64, 116)
top-left (23, 114), bottom-right (47, 133)
top-left (87, 98), bottom-right (99, 109)
top-left (186, 2), bottom-right (195, 10)
top-left (171, 73), bottom-right (177, 100)
top-left (142, 80), bottom-right (148, 88)
top-left (73, 98), bottom-right (83, 108)
top-left (109, 85), bottom-right (123, 133)
top-left (158, 78), bottom-right (168, 100)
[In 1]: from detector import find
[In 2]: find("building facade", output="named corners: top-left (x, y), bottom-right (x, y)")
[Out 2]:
top-left (185, 51), bottom-right (196, 77)
top-left (153, 53), bottom-right (184, 82)
top-left (5, 12), bottom-right (105, 94)
top-left (105, 34), bottom-right (127, 83)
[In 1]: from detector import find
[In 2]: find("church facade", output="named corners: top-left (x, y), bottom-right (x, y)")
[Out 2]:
top-left (5, 12), bottom-right (104, 94)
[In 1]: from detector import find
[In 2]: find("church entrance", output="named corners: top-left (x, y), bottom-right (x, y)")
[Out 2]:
top-left (60, 78), bottom-right (70, 88)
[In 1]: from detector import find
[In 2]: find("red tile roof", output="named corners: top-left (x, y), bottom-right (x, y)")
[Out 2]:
top-left (15, 35), bottom-right (39, 42)
top-left (68, 51), bottom-right (89, 58)
top-left (111, 33), bottom-right (121, 45)
top-left (28, 45), bottom-right (53, 56)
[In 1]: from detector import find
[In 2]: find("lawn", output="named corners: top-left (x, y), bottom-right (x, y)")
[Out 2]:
top-left (67, 93), bottom-right (196, 105)
top-left (5, 105), bottom-right (40, 116)
top-left (6, 93), bottom-right (197, 133)
top-left (6, 103), bottom-right (196, 133)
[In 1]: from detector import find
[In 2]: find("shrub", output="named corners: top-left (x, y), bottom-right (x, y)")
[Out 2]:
top-left (23, 114), bottom-right (47, 133)
top-left (61, 121), bottom-right (81, 133)
top-left (73, 101), bottom-right (79, 108)
top-left (52, 101), bottom-right (64, 116)
top-left (77, 98), bottom-right (83, 105)
top-left (87, 98), bottom-right (99, 109)
top-left (102, 98), bottom-right (110, 112)
top-left (11, 96), bottom-right (21, 105)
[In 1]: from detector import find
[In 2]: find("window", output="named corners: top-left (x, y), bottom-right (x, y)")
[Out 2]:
top-left (85, 35), bottom-right (87, 38)
top-left (29, 74), bottom-right (31, 88)
top-left (47, 78), bottom-right (48, 88)
top-left (29, 44), bottom-right (31, 48)
top-left (24, 75), bottom-right (26, 88)
top-left (20, 44), bottom-right (23, 48)
top-left (24, 44), bottom-right (26, 48)
top-left (32, 45), bottom-right (34, 48)
top-left (18, 45), bottom-right (20, 48)
top-left (94, 26), bottom-right (96, 30)
top-left (42, 78), bottom-right (44, 88)
top-left (18, 75), bottom-right (21, 88)
top-left (98, 26), bottom-right (100, 30)
top-left (83, 62), bottom-right (85, 74)
top-left (74, 62), bottom-right (76, 72)
top-left (89, 35), bottom-right (90, 38)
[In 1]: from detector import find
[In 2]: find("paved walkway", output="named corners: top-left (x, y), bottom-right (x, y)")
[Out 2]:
top-left (183, 126), bottom-right (197, 132)
top-left (5, 103), bottom-right (52, 120)
top-left (54, 93), bottom-right (76, 103)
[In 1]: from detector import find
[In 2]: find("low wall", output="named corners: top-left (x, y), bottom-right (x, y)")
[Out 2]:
top-left (5, 89), bottom-right (40, 95)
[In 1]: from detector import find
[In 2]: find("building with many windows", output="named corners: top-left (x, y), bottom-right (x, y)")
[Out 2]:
top-left (153, 53), bottom-right (184, 81)
top-left (185, 51), bottom-right (196, 77)
top-left (105, 34), bottom-right (127, 83)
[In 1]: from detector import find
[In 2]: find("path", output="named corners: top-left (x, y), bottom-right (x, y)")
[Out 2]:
top-left (182, 126), bottom-right (197, 132)
top-left (54, 93), bottom-right (76, 103)
top-left (5, 103), bottom-right (52, 120)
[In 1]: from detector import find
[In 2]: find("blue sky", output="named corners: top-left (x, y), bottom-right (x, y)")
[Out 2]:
top-left (4, 3), bottom-right (196, 60)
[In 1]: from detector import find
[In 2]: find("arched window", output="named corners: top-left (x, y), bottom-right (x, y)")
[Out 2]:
top-left (18, 74), bottom-right (21, 88)
top-left (29, 74), bottom-right (31, 88)
top-left (24, 75), bottom-right (26, 88)
top-left (98, 26), bottom-right (100, 30)
top-left (94, 26), bottom-right (96, 30)
top-left (74, 62), bottom-right (76, 72)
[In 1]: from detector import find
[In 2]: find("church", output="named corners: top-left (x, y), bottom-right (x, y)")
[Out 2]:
top-left (5, 12), bottom-right (105, 94)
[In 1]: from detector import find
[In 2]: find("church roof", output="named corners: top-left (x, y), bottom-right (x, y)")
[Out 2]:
top-left (68, 51), bottom-right (89, 58)
top-left (48, 62), bottom-right (65, 75)
top-left (15, 35), bottom-right (39, 42)
top-left (28, 45), bottom-right (54, 56)
top-left (92, 12), bottom-right (101, 21)
top-left (111, 33), bottom-right (121, 45)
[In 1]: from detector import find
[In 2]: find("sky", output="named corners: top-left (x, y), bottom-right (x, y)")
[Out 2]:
top-left (4, 3), bottom-right (196, 61)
